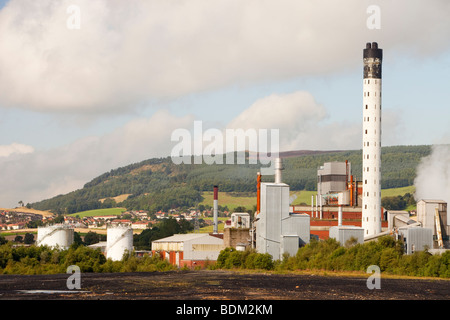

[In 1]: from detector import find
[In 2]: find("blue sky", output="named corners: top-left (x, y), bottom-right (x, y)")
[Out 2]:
top-left (0, 0), bottom-right (449, 207)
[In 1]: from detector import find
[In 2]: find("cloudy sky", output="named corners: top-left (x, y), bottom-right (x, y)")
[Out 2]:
top-left (0, 0), bottom-right (449, 208)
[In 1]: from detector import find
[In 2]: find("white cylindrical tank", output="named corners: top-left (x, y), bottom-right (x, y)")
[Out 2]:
top-left (37, 225), bottom-right (74, 249)
top-left (106, 225), bottom-right (133, 261)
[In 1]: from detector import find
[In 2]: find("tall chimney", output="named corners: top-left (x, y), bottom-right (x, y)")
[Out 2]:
top-left (362, 41), bottom-right (383, 236)
top-left (213, 185), bottom-right (218, 234)
top-left (274, 158), bottom-right (283, 183)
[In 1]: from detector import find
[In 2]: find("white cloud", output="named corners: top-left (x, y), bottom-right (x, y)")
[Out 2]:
top-left (0, 110), bottom-right (194, 207)
top-left (0, 0), bottom-right (449, 113)
top-left (0, 143), bottom-right (34, 157)
top-left (227, 91), bottom-right (361, 151)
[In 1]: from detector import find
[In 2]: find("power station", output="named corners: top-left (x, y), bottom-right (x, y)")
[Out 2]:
top-left (35, 42), bottom-right (448, 269)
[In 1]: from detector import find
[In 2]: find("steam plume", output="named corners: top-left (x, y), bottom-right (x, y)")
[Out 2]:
top-left (414, 144), bottom-right (450, 205)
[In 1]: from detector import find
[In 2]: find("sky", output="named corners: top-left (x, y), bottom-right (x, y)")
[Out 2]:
top-left (0, 0), bottom-right (449, 208)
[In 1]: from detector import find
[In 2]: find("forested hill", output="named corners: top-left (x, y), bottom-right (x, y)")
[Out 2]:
top-left (30, 145), bottom-right (431, 214)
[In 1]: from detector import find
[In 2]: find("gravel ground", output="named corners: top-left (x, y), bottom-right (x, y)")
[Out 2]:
top-left (0, 270), bottom-right (448, 300)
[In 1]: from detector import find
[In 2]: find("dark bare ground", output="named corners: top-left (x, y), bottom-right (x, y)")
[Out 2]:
top-left (0, 270), bottom-right (448, 300)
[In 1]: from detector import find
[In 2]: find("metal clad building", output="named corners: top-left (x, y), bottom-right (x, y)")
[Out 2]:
top-left (317, 162), bottom-right (349, 195)
top-left (256, 182), bottom-right (310, 259)
top-left (282, 213), bottom-right (310, 246)
top-left (256, 183), bottom-right (290, 259)
top-left (329, 226), bottom-right (364, 245)
top-left (398, 227), bottom-right (433, 255)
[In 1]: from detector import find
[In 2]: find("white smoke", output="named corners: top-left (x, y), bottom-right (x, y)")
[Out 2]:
top-left (414, 144), bottom-right (450, 205)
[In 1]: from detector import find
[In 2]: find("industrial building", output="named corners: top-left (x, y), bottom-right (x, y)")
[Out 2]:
top-left (35, 42), bottom-right (449, 267)
top-left (254, 158), bottom-right (310, 260)
top-left (151, 233), bottom-right (225, 268)
top-left (291, 159), bottom-right (370, 242)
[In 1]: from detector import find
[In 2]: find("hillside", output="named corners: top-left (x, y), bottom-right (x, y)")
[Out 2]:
top-left (30, 145), bottom-right (431, 214)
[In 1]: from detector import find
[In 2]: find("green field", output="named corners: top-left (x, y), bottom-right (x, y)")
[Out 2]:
top-left (199, 192), bottom-right (256, 211)
top-left (381, 185), bottom-right (415, 198)
top-left (69, 207), bottom-right (127, 218)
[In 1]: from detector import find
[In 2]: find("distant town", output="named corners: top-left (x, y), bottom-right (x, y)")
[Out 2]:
top-left (0, 206), bottom-right (227, 240)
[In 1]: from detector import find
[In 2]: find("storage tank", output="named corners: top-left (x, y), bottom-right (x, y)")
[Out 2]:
top-left (37, 224), bottom-right (74, 249)
top-left (106, 225), bottom-right (133, 261)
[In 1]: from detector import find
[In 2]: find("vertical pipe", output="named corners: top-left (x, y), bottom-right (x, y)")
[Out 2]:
top-left (274, 158), bottom-right (283, 183)
top-left (315, 195), bottom-right (318, 218)
top-left (345, 160), bottom-right (349, 188)
top-left (320, 195), bottom-right (323, 220)
top-left (256, 172), bottom-right (261, 214)
top-left (213, 185), bottom-right (218, 234)
top-left (350, 175), bottom-right (354, 206)
top-left (311, 195), bottom-right (314, 218)
top-left (338, 205), bottom-right (343, 227)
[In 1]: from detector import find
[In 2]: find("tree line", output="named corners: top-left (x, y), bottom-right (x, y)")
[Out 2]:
top-left (215, 236), bottom-right (450, 278)
top-left (2, 233), bottom-right (448, 278)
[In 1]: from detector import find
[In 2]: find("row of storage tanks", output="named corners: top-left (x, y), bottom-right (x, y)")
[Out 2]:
top-left (36, 224), bottom-right (133, 261)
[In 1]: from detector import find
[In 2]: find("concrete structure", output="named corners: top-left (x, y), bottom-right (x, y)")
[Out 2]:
top-left (152, 233), bottom-right (224, 268)
top-left (106, 225), bottom-right (133, 261)
top-left (229, 212), bottom-right (251, 229)
top-left (362, 42), bottom-right (383, 237)
top-left (223, 227), bottom-right (250, 249)
top-left (36, 224), bottom-right (74, 249)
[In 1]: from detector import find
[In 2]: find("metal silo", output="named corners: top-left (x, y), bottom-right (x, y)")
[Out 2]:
top-left (106, 225), bottom-right (133, 261)
top-left (36, 224), bottom-right (74, 249)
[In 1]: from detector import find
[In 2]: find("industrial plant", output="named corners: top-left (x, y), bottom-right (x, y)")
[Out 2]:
top-left (35, 43), bottom-right (449, 267)
top-left (150, 42), bottom-right (449, 267)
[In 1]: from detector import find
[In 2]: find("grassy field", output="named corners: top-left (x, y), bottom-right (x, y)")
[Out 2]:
top-left (381, 185), bottom-right (415, 198)
top-left (68, 207), bottom-right (127, 218)
top-left (199, 192), bottom-right (256, 211)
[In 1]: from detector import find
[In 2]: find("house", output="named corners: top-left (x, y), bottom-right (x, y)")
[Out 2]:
top-left (132, 222), bottom-right (149, 230)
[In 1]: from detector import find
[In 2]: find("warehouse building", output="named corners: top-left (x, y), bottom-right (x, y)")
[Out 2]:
top-left (151, 233), bottom-right (225, 268)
